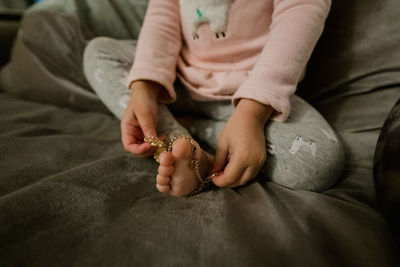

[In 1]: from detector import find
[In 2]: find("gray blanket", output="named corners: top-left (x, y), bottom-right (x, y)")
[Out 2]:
top-left (1, 0), bottom-right (400, 266)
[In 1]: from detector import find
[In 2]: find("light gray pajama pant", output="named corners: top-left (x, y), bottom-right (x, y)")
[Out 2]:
top-left (83, 37), bottom-right (345, 192)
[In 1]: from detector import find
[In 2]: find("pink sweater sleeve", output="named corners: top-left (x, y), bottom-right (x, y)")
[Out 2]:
top-left (127, 0), bottom-right (182, 103)
top-left (233, 0), bottom-right (331, 121)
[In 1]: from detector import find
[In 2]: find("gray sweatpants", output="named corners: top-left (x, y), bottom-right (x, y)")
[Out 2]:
top-left (83, 37), bottom-right (345, 192)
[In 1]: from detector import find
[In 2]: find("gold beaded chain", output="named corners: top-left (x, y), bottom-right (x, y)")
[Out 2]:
top-left (144, 137), bottom-right (167, 163)
top-left (144, 135), bottom-right (216, 198)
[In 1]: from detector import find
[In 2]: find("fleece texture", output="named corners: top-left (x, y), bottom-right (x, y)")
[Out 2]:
top-left (128, 0), bottom-right (331, 121)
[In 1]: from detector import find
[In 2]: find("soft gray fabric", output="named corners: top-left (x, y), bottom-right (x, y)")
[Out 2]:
top-left (0, 0), bottom-right (148, 112)
top-left (298, 0), bottom-right (400, 101)
top-left (83, 37), bottom-right (137, 119)
top-left (1, 0), bottom-right (400, 266)
top-left (0, 90), bottom-right (399, 267)
top-left (0, 0), bottom-right (29, 9)
top-left (0, 11), bottom-right (106, 113)
top-left (27, 0), bottom-right (148, 40)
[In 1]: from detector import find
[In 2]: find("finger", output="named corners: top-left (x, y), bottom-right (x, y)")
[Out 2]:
top-left (121, 124), bottom-right (138, 149)
top-left (124, 142), bottom-right (153, 156)
top-left (137, 112), bottom-right (157, 138)
top-left (121, 108), bottom-right (156, 154)
top-left (226, 167), bottom-right (254, 188)
top-left (121, 121), bottom-right (151, 155)
top-left (121, 108), bottom-right (140, 140)
top-left (212, 156), bottom-right (246, 187)
top-left (133, 143), bottom-right (154, 156)
top-left (121, 116), bottom-right (133, 145)
top-left (121, 126), bottom-right (155, 156)
top-left (212, 142), bottom-right (229, 173)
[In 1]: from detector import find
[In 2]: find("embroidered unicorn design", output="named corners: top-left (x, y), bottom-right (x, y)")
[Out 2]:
top-left (179, 0), bottom-right (234, 39)
top-left (289, 136), bottom-right (317, 157)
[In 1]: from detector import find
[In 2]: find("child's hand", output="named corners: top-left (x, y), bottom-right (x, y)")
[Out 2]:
top-left (121, 80), bottom-right (163, 157)
top-left (212, 99), bottom-right (274, 188)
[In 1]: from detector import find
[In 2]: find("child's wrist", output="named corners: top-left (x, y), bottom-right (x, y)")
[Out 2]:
top-left (236, 98), bottom-right (274, 125)
top-left (130, 80), bottom-right (162, 99)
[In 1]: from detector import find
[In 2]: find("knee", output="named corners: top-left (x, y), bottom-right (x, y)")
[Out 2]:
top-left (296, 144), bottom-right (345, 192)
top-left (269, 137), bottom-right (346, 192)
top-left (83, 37), bottom-right (114, 64)
top-left (295, 138), bottom-right (345, 192)
top-left (83, 37), bottom-right (114, 81)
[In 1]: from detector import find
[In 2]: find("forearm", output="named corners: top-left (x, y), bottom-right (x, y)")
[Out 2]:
top-left (127, 0), bottom-right (182, 103)
top-left (233, 0), bottom-right (331, 122)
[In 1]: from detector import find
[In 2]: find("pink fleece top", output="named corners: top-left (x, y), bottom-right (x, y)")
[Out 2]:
top-left (128, 0), bottom-right (331, 121)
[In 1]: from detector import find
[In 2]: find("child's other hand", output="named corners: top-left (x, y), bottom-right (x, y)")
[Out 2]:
top-left (121, 80), bottom-right (162, 157)
top-left (211, 99), bottom-right (274, 188)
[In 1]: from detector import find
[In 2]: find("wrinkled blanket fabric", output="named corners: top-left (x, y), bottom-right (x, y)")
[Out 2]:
top-left (0, 0), bottom-right (400, 266)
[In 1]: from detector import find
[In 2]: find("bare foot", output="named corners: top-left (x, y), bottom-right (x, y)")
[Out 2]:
top-left (156, 138), bottom-right (212, 197)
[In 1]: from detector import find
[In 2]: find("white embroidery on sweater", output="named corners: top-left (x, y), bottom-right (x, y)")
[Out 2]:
top-left (179, 0), bottom-right (234, 39)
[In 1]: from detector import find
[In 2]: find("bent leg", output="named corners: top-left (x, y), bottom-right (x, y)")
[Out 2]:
top-left (189, 95), bottom-right (345, 192)
top-left (262, 95), bottom-right (345, 192)
top-left (83, 37), bottom-right (137, 119)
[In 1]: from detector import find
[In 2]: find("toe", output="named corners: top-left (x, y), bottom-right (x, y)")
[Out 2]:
top-left (171, 138), bottom-right (193, 160)
top-left (156, 183), bottom-right (170, 193)
top-left (159, 152), bottom-right (175, 166)
top-left (156, 174), bottom-right (170, 185)
top-left (158, 165), bottom-right (174, 176)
